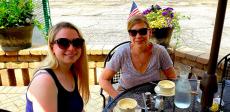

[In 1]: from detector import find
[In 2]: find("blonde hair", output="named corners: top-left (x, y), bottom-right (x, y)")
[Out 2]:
top-left (127, 15), bottom-right (150, 31)
top-left (38, 22), bottom-right (90, 104)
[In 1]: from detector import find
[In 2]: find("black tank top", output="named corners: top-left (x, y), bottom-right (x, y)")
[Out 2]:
top-left (26, 69), bottom-right (83, 112)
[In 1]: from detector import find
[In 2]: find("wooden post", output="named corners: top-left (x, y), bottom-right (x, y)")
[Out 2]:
top-left (7, 69), bottom-right (16, 86)
top-left (200, 0), bottom-right (228, 111)
top-left (0, 73), bottom-right (2, 86)
top-left (22, 69), bottom-right (30, 86)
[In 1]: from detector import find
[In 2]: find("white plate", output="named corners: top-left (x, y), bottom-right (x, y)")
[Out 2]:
top-left (113, 105), bottom-right (142, 112)
top-left (154, 86), bottom-right (175, 97)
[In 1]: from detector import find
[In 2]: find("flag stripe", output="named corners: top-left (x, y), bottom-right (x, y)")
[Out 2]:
top-left (128, 1), bottom-right (142, 20)
top-left (129, 9), bottom-right (141, 16)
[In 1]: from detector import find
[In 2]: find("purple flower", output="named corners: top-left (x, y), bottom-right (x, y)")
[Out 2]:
top-left (162, 11), bottom-right (168, 16)
top-left (143, 8), bottom-right (152, 15)
top-left (170, 13), bottom-right (174, 18)
top-left (165, 7), bottom-right (174, 11)
top-left (161, 7), bottom-right (174, 18)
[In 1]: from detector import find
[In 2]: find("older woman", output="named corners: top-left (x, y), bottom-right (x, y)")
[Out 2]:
top-left (99, 15), bottom-right (176, 99)
top-left (26, 22), bottom-right (90, 112)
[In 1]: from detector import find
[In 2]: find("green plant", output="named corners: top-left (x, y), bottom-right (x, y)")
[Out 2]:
top-left (0, 0), bottom-right (43, 30)
top-left (143, 4), bottom-right (190, 47)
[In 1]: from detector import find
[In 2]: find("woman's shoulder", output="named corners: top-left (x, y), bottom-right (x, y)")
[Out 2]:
top-left (153, 43), bottom-right (167, 52)
top-left (27, 69), bottom-right (57, 111)
top-left (153, 43), bottom-right (165, 49)
top-left (114, 42), bottom-right (130, 54)
top-left (28, 69), bottom-right (57, 95)
top-left (32, 69), bottom-right (53, 82)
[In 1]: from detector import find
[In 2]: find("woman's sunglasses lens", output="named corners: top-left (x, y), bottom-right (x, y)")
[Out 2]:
top-left (128, 28), bottom-right (147, 37)
top-left (57, 38), bottom-right (70, 49)
top-left (129, 30), bottom-right (137, 37)
top-left (139, 28), bottom-right (148, 35)
top-left (72, 38), bottom-right (84, 48)
top-left (55, 38), bottom-right (84, 49)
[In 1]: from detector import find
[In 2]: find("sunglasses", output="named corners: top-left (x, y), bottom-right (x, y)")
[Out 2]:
top-left (128, 28), bottom-right (148, 37)
top-left (53, 38), bottom-right (85, 49)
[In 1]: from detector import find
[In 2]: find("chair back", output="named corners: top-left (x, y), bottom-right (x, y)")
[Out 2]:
top-left (103, 41), bottom-right (130, 84)
top-left (217, 53), bottom-right (230, 110)
top-left (100, 41), bottom-right (130, 108)
top-left (218, 53), bottom-right (230, 81)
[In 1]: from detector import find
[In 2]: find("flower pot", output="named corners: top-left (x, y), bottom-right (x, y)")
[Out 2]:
top-left (0, 25), bottom-right (34, 51)
top-left (151, 27), bottom-right (173, 48)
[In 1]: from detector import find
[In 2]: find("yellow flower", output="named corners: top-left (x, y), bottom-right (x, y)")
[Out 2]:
top-left (210, 102), bottom-right (219, 112)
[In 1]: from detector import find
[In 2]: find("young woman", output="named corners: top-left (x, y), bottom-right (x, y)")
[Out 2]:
top-left (99, 15), bottom-right (176, 98)
top-left (26, 22), bottom-right (89, 112)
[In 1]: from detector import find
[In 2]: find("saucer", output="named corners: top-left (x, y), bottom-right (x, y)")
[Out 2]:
top-left (113, 105), bottom-right (142, 112)
top-left (154, 86), bottom-right (175, 96)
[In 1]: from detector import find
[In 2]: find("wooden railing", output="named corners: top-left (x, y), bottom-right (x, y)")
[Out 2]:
top-left (0, 45), bottom-right (109, 86)
top-left (0, 45), bottom-right (224, 86)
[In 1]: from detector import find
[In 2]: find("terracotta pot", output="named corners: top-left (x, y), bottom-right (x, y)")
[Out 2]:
top-left (0, 25), bottom-right (34, 51)
top-left (151, 27), bottom-right (173, 48)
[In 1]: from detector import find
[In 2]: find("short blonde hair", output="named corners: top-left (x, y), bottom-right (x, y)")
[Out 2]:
top-left (127, 15), bottom-right (150, 31)
top-left (38, 22), bottom-right (90, 104)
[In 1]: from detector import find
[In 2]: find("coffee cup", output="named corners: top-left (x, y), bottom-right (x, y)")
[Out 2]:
top-left (155, 80), bottom-right (175, 96)
top-left (117, 98), bottom-right (137, 112)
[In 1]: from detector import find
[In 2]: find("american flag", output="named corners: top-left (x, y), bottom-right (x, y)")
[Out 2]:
top-left (128, 1), bottom-right (142, 20)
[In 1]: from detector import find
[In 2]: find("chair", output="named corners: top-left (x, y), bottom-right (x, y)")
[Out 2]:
top-left (100, 41), bottom-right (130, 108)
top-left (33, 0), bottom-right (52, 36)
top-left (0, 109), bottom-right (10, 112)
top-left (217, 53), bottom-right (230, 110)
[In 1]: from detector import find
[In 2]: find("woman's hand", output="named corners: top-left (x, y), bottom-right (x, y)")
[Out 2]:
top-left (163, 67), bottom-right (177, 80)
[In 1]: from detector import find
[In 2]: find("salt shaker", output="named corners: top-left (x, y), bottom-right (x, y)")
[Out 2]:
top-left (155, 95), bottom-right (164, 111)
top-left (145, 92), bottom-right (153, 111)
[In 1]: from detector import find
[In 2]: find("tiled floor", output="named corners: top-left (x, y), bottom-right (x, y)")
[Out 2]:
top-left (0, 67), bottom-right (106, 112)
top-left (0, 85), bottom-right (106, 112)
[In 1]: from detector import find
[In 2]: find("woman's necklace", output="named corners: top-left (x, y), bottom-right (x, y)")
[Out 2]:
top-left (131, 44), bottom-right (153, 73)
top-left (131, 52), bottom-right (149, 73)
top-left (59, 68), bottom-right (74, 91)
top-left (138, 55), bottom-right (148, 66)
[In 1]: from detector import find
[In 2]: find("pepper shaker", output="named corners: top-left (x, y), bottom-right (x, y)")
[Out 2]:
top-left (145, 92), bottom-right (153, 111)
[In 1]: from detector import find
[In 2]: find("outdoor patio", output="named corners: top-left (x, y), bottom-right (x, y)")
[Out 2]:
top-left (0, 0), bottom-right (230, 111)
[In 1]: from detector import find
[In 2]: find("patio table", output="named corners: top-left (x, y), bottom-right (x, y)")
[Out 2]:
top-left (103, 79), bottom-right (201, 112)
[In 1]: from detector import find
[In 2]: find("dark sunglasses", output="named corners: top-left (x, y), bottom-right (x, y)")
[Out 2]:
top-left (128, 28), bottom-right (148, 37)
top-left (53, 38), bottom-right (85, 49)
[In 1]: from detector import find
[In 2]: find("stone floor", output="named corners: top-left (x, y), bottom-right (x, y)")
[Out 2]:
top-left (1, 0), bottom-right (230, 111)
top-left (0, 85), bottom-right (105, 112)
top-left (0, 68), bottom-right (105, 112)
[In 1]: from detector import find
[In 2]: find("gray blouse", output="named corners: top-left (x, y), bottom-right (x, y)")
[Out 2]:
top-left (106, 43), bottom-right (173, 89)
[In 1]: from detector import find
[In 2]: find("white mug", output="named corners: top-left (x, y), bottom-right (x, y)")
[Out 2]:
top-left (117, 98), bottom-right (137, 112)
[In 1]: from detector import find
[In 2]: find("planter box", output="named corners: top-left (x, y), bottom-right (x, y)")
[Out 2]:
top-left (152, 27), bottom-right (173, 48)
top-left (0, 25), bottom-right (34, 51)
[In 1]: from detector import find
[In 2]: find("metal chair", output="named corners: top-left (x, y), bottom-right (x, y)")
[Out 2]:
top-left (217, 53), bottom-right (230, 110)
top-left (0, 109), bottom-right (10, 112)
top-left (33, 0), bottom-right (52, 36)
top-left (100, 41), bottom-right (130, 108)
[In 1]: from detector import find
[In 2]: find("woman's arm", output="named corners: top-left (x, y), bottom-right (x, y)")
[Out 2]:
top-left (163, 66), bottom-right (177, 80)
top-left (99, 68), bottom-right (119, 99)
top-left (27, 72), bottom-right (57, 112)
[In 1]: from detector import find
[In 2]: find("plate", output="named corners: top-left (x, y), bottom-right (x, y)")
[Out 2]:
top-left (154, 86), bottom-right (175, 97)
top-left (113, 105), bottom-right (142, 112)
